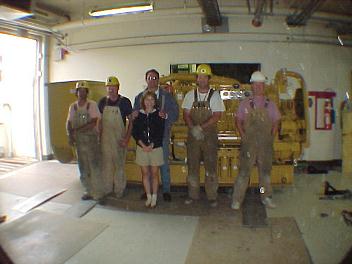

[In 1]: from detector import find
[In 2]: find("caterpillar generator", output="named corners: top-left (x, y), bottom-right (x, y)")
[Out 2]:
top-left (48, 68), bottom-right (309, 186)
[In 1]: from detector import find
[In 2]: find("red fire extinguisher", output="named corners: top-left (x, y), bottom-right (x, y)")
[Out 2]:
top-left (324, 99), bottom-right (332, 129)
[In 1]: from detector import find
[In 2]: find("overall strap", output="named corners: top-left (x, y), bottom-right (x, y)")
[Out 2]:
top-left (207, 89), bottom-right (214, 103)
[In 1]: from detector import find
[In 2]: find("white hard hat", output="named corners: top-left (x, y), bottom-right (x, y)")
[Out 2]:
top-left (250, 71), bottom-right (267, 83)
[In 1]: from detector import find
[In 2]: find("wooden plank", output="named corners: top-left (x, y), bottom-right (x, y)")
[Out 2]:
top-left (64, 200), bottom-right (97, 218)
top-left (12, 188), bottom-right (67, 213)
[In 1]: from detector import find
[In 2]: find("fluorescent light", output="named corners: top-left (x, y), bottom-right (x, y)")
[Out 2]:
top-left (89, 3), bottom-right (153, 17)
top-left (337, 35), bottom-right (344, 46)
top-left (0, 5), bottom-right (32, 20)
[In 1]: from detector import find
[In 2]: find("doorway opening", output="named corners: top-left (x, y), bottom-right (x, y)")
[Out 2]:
top-left (0, 33), bottom-right (38, 159)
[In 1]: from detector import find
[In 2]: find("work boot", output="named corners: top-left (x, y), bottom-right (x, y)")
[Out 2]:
top-left (231, 201), bottom-right (241, 210)
top-left (145, 194), bottom-right (152, 207)
top-left (98, 196), bottom-right (107, 205)
top-left (150, 194), bottom-right (157, 208)
top-left (209, 200), bottom-right (218, 208)
top-left (140, 192), bottom-right (147, 200)
top-left (81, 193), bottom-right (93, 200)
top-left (163, 192), bottom-right (172, 202)
top-left (185, 198), bottom-right (194, 205)
top-left (342, 210), bottom-right (352, 226)
top-left (0, 215), bottom-right (6, 224)
top-left (262, 197), bottom-right (276, 209)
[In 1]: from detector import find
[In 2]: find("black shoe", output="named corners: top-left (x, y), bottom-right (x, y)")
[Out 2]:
top-left (81, 193), bottom-right (93, 200)
top-left (98, 197), bottom-right (107, 205)
top-left (163, 192), bottom-right (172, 202)
top-left (140, 192), bottom-right (147, 200)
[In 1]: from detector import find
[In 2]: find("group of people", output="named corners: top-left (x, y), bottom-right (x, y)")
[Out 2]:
top-left (66, 64), bottom-right (281, 210)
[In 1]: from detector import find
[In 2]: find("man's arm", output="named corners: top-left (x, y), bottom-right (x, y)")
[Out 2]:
top-left (164, 93), bottom-right (179, 124)
top-left (235, 117), bottom-right (245, 138)
top-left (120, 114), bottom-right (133, 148)
top-left (183, 109), bottom-right (193, 128)
top-left (200, 112), bottom-right (222, 130)
top-left (271, 120), bottom-right (280, 136)
top-left (75, 118), bottom-right (98, 132)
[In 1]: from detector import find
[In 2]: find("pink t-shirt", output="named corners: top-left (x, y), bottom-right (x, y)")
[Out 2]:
top-left (67, 100), bottom-right (101, 122)
top-left (236, 96), bottom-right (281, 122)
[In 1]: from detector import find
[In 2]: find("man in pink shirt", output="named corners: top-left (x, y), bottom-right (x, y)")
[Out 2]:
top-left (66, 81), bottom-right (103, 201)
top-left (232, 71), bottom-right (281, 210)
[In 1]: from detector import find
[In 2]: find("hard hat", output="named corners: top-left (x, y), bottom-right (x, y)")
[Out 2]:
top-left (196, 64), bottom-right (212, 76)
top-left (75, 80), bottom-right (89, 89)
top-left (250, 71), bottom-right (267, 83)
top-left (105, 76), bottom-right (120, 87)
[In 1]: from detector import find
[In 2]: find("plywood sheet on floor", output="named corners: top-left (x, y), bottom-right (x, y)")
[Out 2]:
top-left (0, 209), bottom-right (107, 264)
top-left (185, 216), bottom-right (311, 264)
top-left (65, 207), bottom-right (198, 264)
top-left (0, 161), bottom-right (83, 204)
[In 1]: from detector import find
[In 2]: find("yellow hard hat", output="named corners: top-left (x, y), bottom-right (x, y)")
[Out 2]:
top-left (196, 64), bottom-right (212, 76)
top-left (75, 80), bottom-right (89, 89)
top-left (105, 76), bottom-right (120, 87)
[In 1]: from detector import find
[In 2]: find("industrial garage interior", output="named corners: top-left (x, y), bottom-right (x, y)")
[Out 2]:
top-left (0, 0), bottom-right (352, 263)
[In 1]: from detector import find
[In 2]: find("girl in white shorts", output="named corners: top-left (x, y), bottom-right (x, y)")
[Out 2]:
top-left (132, 91), bottom-right (166, 207)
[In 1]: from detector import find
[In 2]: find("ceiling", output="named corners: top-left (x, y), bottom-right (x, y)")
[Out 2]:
top-left (1, 0), bottom-right (352, 35)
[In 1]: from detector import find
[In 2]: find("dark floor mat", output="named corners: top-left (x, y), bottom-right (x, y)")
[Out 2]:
top-left (101, 185), bottom-right (236, 217)
top-left (242, 187), bottom-right (267, 227)
top-left (185, 216), bottom-right (312, 264)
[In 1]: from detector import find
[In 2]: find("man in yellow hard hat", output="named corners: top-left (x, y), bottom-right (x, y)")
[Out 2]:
top-left (98, 76), bottom-right (133, 199)
top-left (182, 64), bottom-right (225, 207)
top-left (66, 81), bottom-right (103, 201)
top-left (231, 71), bottom-right (281, 210)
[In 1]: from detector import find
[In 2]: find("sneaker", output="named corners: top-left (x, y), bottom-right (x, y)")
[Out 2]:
top-left (150, 194), bottom-right (157, 208)
top-left (184, 198), bottom-right (194, 205)
top-left (209, 200), bottom-right (218, 208)
top-left (231, 201), bottom-right (241, 210)
top-left (81, 193), bottom-right (93, 200)
top-left (163, 192), bottom-right (172, 202)
top-left (145, 194), bottom-right (152, 207)
top-left (262, 197), bottom-right (276, 209)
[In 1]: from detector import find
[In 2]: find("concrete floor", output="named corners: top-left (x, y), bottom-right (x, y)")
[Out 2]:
top-left (0, 160), bottom-right (351, 264)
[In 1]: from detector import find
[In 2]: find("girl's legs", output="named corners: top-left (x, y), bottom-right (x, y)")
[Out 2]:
top-left (141, 166), bottom-right (152, 206)
top-left (150, 166), bottom-right (159, 207)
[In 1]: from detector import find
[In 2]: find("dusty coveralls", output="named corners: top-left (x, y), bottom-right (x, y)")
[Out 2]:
top-left (187, 89), bottom-right (218, 200)
top-left (71, 103), bottom-right (102, 199)
top-left (101, 100), bottom-right (127, 197)
top-left (232, 99), bottom-right (274, 204)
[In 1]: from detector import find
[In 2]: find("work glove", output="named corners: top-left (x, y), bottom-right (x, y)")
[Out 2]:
top-left (191, 125), bottom-right (204, 141)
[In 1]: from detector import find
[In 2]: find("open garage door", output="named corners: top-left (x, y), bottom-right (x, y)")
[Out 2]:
top-left (0, 33), bottom-right (38, 158)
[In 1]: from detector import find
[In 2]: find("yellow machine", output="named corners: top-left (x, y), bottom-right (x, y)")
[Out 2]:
top-left (48, 68), bottom-right (309, 186)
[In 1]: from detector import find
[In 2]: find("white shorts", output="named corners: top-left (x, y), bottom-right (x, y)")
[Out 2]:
top-left (135, 146), bottom-right (164, 166)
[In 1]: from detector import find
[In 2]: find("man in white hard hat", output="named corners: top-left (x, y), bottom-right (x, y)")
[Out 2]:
top-left (66, 81), bottom-right (103, 201)
top-left (182, 64), bottom-right (225, 207)
top-left (231, 71), bottom-right (281, 210)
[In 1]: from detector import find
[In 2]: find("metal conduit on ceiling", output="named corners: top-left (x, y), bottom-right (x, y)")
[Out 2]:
top-left (197, 0), bottom-right (222, 26)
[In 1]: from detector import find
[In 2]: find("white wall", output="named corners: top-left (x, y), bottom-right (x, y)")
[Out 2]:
top-left (49, 10), bottom-right (352, 161)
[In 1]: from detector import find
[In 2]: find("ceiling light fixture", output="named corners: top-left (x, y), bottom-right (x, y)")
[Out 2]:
top-left (89, 2), bottom-right (153, 17)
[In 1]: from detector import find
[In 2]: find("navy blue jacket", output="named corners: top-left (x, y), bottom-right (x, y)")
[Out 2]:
top-left (133, 88), bottom-right (179, 138)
